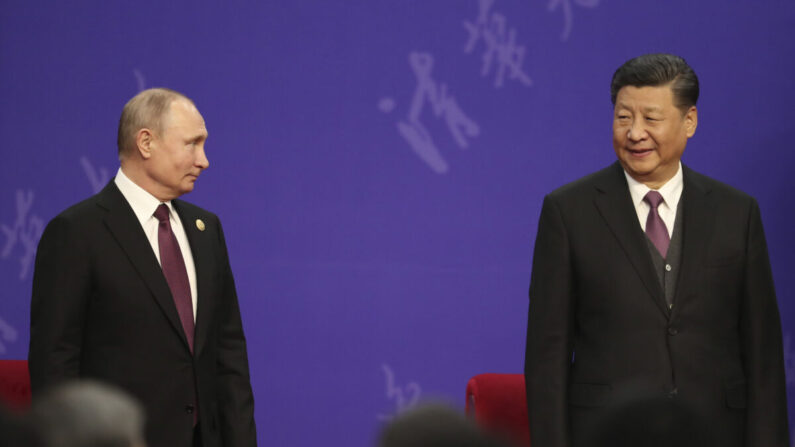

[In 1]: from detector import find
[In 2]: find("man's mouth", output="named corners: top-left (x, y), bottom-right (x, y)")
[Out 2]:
top-left (627, 148), bottom-right (653, 157)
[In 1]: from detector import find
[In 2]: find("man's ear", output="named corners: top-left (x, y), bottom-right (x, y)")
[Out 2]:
top-left (684, 106), bottom-right (698, 138)
top-left (135, 128), bottom-right (154, 159)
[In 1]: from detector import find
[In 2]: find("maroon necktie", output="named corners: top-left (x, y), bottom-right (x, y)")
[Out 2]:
top-left (154, 204), bottom-right (195, 353)
top-left (644, 191), bottom-right (670, 258)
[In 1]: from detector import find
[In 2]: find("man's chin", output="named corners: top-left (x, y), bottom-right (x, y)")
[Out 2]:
top-left (179, 183), bottom-right (196, 196)
top-left (619, 162), bottom-right (657, 185)
top-left (620, 158), bottom-right (655, 176)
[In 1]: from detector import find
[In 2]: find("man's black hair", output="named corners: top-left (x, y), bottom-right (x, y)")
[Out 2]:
top-left (611, 53), bottom-right (699, 112)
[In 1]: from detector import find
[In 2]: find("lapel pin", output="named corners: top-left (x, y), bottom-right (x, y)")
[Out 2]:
top-left (196, 219), bottom-right (205, 231)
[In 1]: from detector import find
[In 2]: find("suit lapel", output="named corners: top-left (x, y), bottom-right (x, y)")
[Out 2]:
top-left (670, 166), bottom-right (714, 317)
top-left (97, 182), bottom-right (192, 351)
top-left (173, 200), bottom-right (214, 357)
top-left (593, 163), bottom-right (668, 316)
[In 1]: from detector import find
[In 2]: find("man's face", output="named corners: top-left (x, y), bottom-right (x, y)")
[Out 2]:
top-left (612, 84), bottom-right (697, 188)
top-left (146, 99), bottom-right (209, 200)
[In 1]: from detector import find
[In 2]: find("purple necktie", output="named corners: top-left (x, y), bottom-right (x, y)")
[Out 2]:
top-left (154, 204), bottom-right (195, 353)
top-left (644, 191), bottom-right (670, 258)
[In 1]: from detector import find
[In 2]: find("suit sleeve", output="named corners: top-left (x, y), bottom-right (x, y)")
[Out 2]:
top-left (739, 199), bottom-right (790, 447)
top-left (214, 218), bottom-right (258, 447)
top-left (28, 215), bottom-right (90, 393)
top-left (525, 194), bottom-right (575, 447)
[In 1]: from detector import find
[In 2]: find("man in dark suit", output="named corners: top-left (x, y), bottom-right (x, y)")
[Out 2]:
top-left (524, 54), bottom-right (789, 446)
top-left (29, 88), bottom-right (257, 447)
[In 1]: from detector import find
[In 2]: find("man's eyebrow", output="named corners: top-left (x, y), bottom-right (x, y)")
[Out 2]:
top-left (642, 105), bottom-right (663, 113)
top-left (189, 131), bottom-right (208, 141)
top-left (615, 103), bottom-right (664, 115)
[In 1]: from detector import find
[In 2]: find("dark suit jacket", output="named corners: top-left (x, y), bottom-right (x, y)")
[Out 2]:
top-left (524, 162), bottom-right (789, 447)
top-left (29, 181), bottom-right (256, 447)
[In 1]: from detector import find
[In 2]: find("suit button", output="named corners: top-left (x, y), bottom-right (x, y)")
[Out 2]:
top-left (668, 387), bottom-right (678, 398)
top-left (668, 327), bottom-right (678, 335)
top-left (185, 404), bottom-right (195, 414)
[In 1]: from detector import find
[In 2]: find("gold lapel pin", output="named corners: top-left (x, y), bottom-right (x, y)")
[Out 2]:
top-left (196, 219), bottom-right (206, 231)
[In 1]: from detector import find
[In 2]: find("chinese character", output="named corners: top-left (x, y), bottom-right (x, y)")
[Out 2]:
top-left (1, 189), bottom-right (44, 280)
top-left (463, 0), bottom-right (533, 88)
top-left (547, 0), bottom-right (600, 42)
top-left (80, 156), bottom-right (110, 193)
top-left (134, 68), bottom-right (146, 92)
top-left (0, 316), bottom-right (18, 354)
top-left (396, 52), bottom-right (480, 174)
top-left (377, 363), bottom-right (422, 421)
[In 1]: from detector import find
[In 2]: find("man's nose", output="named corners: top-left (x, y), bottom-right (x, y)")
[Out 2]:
top-left (627, 119), bottom-right (648, 141)
top-left (196, 146), bottom-right (209, 169)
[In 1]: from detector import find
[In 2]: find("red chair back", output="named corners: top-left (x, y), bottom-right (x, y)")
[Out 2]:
top-left (466, 373), bottom-right (530, 447)
top-left (0, 360), bottom-right (32, 411)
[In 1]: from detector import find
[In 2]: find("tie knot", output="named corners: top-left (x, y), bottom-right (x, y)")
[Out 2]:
top-left (644, 190), bottom-right (664, 209)
top-left (154, 204), bottom-right (170, 223)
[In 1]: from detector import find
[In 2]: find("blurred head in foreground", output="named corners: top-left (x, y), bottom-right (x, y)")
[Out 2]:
top-left (378, 403), bottom-right (509, 447)
top-left (28, 380), bottom-right (146, 447)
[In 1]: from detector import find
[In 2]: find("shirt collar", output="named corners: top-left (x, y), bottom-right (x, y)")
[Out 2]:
top-left (623, 162), bottom-right (684, 210)
top-left (114, 168), bottom-right (174, 225)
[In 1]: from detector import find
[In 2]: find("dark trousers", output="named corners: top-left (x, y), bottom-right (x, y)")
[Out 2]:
top-left (193, 424), bottom-right (202, 447)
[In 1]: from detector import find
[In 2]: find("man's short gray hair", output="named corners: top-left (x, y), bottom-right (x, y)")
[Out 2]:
top-left (116, 87), bottom-right (194, 160)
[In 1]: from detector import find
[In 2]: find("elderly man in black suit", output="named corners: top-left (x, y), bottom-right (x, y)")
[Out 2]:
top-left (29, 88), bottom-right (257, 447)
top-left (524, 54), bottom-right (789, 447)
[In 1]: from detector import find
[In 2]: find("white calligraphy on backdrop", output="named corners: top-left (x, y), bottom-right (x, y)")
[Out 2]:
top-left (133, 68), bottom-right (147, 92)
top-left (1, 189), bottom-right (44, 280)
top-left (382, 52), bottom-right (480, 174)
top-left (81, 156), bottom-right (111, 194)
top-left (0, 316), bottom-right (18, 355)
top-left (377, 363), bottom-right (422, 421)
top-left (381, 0), bottom-right (600, 173)
top-left (547, 0), bottom-right (600, 41)
top-left (463, 0), bottom-right (533, 88)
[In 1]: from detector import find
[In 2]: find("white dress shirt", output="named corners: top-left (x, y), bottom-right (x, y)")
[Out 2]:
top-left (114, 168), bottom-right (198, 320)
top-left (623, 162), bottom-right (683, 238)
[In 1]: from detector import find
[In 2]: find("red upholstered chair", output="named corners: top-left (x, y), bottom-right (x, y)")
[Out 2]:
top-left (0, 360), bottom-right (32, 411)
top-left (466, 373), bottom-right (530, 447)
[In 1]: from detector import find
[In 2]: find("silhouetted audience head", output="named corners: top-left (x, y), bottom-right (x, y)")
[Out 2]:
top-left (378, 403), bottom-right (509, 447)
top-left (27, 380), bottom-right (146, 447)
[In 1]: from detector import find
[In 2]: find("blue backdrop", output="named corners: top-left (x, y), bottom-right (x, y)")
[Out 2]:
top-left (1, 1), bottom-right (793, 445)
